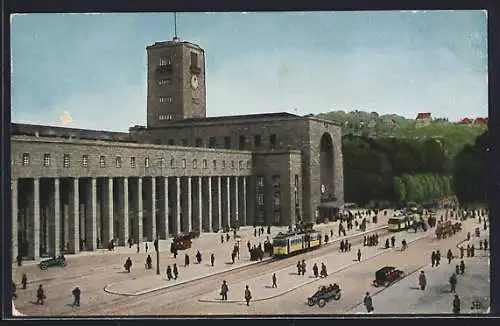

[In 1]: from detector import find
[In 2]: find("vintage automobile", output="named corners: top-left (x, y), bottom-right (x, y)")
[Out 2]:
top-left (39, 256), bottom-right (67, 270)
top-left (372, 266), bottom-right (404, 287)
top-left (307, 285), bottom-right (341, 307)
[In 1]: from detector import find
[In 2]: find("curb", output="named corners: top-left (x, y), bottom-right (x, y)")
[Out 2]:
top-left (198, 230), bottom-right (434, 303)
top-left (104, 224), bottom-right (390, 297)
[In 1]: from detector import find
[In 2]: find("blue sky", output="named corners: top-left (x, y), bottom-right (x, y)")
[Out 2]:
top-left (11, 11), bottom-right (487, 131)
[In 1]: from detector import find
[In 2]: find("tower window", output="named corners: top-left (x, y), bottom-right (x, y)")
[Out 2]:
top-left (195, 138), bottom-right (203, 147)
top-left (43, 154), bottom-right (51, 167)
top-left (63, 154), bottom-right (71, 168)
top-left (159, 57), bottom-right (171, 66)
top-left (181, 159), bottom-right (186, 169)
top-left (203, 159), bottom-right (208, 169)
top-left (239, 160), bottom-right (243, 169)
top-left (213, 160), bottom-right (217, 169)
top-left (145, 156), bottom-right (150, 168)
top-left (254, 135), bottom-right (261, 148)
top-left (160, 96), bottom-right (173, 103)
top-left (170, 158), bottom-right (175, 168)
top-left (130, 157), bottom-right (136, 168)
top-left (239, 135), bottom-right (246, 150)
top-left (115, 156), bottom-right (121, 168)
top-left (182, 138), bottom-right (189, 146)
top-left (99, 155), bottom-right (106, 168)
top-left (159, 157), bottom-right (165, 168)
top-left (158, 78), bottom-right (172, 85)
top-left (193, 159), bottom-right (197, 169)
top-left (209, 137), bottom-right (216, 148)
top-left (224, 136), bottom-right (231, 149)
top-left (82, 155), bottom-right (88, 168)
top-left (231, 160), bottom-right (235, 169)
top-left (190, 52), bottom-right (198, 68)
top-left (270, 134), bottom-right (277, 149)
top-left (22, 153), bottom-right (30, 166)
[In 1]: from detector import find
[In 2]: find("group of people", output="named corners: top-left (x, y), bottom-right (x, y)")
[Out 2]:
top-left (12, 280), bottom-right (81, 308)
top-left (363, 234), bottom-right (379, 247)
top-left (219, 280), bottom-right (253, 306)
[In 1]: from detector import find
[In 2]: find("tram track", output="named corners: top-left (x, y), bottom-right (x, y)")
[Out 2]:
top-left (69, 227), bottom-right (390, 316)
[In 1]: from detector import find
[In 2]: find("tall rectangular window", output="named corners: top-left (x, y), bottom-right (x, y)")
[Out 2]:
top-left (213, 159), bottom-right (217, 170)
top-left (22, 153), bottom-right (30, 166)
top-left (159, 157), bottom-right (165, 168)
top-left (254, 135), bottom-right (261, 148)
top-left (99, 155), bottom-right (106, 168)
top-left (294, 174), bottom-right (300, 220)
top-left (115, 156), bottom-right (121, 168)
top-left (191, 52), bottom-right (198, 67)
top-left (224, 136), bottom-right (231, 149)
top-left (130, 157), bottom-right (136, 168)
top-left (272, 175), bottom-right (281, 225)
top-left (195, 138), bottom-right (203, 147)
top-left (82, 155), bottom-right (88, 168)
top-left (43, 154), bottom-right (51, 167)
top-left (256, 176), bottom-right (265, 224)
top-left (239, 135), bottom-right (246, 150)
top-left (145, 156), bottom-right (150, 168)
top-left (182, 138), bottom-right (189, 146)
top-left (209, 137), bottom-right (216, 148)
top-left (270, 134), bottom-right (277, 149)
top-left (63, 154), bottom-right (71, 168)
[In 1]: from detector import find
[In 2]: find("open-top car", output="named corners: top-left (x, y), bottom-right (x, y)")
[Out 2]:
top-left (372, 266), bottom-right (404, 287)
top-left (39, 255), bottom-right (67, 270)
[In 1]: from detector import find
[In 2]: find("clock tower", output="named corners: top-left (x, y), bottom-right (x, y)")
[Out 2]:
top-left (146, 38), bottom-right (206, 127)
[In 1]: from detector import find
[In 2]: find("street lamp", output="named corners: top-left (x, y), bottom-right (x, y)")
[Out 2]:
top-left (155, 207), bottom-right (160, 275)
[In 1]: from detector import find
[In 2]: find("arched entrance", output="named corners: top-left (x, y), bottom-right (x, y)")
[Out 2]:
top-left (318, 133), bottom-right (337, 222)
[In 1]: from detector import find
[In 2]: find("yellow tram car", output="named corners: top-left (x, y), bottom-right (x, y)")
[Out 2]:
top-left (272, 230), bottom-right (322, 257)
top-left (388, 213), bottom-right (415, 232)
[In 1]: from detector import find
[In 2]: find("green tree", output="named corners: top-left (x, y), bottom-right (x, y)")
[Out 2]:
top-left (392, 176), bottom-right (406, 203)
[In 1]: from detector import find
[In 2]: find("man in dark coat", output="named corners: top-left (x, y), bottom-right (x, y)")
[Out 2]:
top-left (185, 254), bottom-right (190, 267)
top-left (364, 292), bottom-right (374, 313)
top-left (72, 287), bottom-right (81, 307)
top-left (36, 284), bottom-right (45, 305)
top-left (453, 294), bottom-right (461, 315)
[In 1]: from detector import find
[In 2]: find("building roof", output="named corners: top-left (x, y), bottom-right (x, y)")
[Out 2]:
top-left (137, 112), bottom-right (302, 130)
top-left (460, 118), bottom-right (473, 124)
top-left (474, 117), bottom-right (488, 124)
top-left (11, 123), bottom-right (133, 143)
top-left (416, 112), bottom-right (432, 120)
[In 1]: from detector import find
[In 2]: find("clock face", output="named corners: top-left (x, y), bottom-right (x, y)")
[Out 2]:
top-left (191, 75), bottom-right (199, 89)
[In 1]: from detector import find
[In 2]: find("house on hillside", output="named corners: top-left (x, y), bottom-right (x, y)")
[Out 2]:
top-left (459, 118), bottom-right (473, 125)
top-left (415, 112), bottom-right (432, 127)
top-left (474, 117), bottom-right (488, 125)
top-left (458, 117), bottom-right (488, 126)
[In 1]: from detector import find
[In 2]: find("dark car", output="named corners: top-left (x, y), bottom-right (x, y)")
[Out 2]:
top-left (39, 256), bottom-right (67, 270)
top-left (372, 266), bottom-right (404, 287)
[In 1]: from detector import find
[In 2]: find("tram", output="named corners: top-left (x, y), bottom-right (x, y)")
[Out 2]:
top-left (272, 230), bottom-right (322, 257)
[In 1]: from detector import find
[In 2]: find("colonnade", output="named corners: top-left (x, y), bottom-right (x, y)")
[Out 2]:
top-left (12, 176), bottom-right (249, 260)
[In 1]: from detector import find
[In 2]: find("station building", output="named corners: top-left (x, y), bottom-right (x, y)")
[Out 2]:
top-left (11, 38), bottom-right (344, 261)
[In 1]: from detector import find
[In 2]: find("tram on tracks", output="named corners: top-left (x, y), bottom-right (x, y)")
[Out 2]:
top-left (272, 229), bottom-right (322, 258)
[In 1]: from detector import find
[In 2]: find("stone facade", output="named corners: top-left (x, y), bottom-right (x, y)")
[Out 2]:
top-left (10, 38), bottom-right (343, 262)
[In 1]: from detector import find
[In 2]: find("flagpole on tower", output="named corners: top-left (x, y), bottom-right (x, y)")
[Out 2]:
top-left (173, 12), bottom-right (179, 41)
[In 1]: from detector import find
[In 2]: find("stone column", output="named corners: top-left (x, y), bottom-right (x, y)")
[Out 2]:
top-left (196, 177), bottom-right (202, 232)
top-left (51, 178), bottom-right (61, 256)
top-left (63, 203), bottom-right (69, 252)
top-left (31, 178), bottom-right (40, 259)
top-left (68, 178), bottom-right (79, 254)
top-left (163, 177), bottom-right (169, 238)
top-left (119, 178), bottom-right (129, 246)
top-left (175, 177), bottom-right (181, 235)
top-left (185, 177), bottom-right (192, 232)
top-left (137, 178), bottom-right (143, 243)
top-left (217, 176), bottom-right (222, 231)
top-left (151, 177), bottom-right (157, 240)
top-left (225, 176), bottom-right (231, 227)
top-left (207, 176), bottom-right (213, 232)
top-left (234, 176), bottom-right (239, 223)
top-left (104, 178), bottom-right (114, 245)
top-left (12, 179), bottom-right (18, 261)
top-left (86, 178), bottom-right (98, 250)
top-left (242, 177), bottom-right (247, 225)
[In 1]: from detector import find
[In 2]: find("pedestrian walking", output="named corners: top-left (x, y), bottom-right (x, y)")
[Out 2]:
top-left (449, 273), bottom-right (458, 293)
top-left (459, 246), bottom-right (464, 259)
top-left (479, 240), bottom-right (483, 250)
top-left (320, 263), bottom-right (328, 278)
top-left (166, 265), bottom-right (173, 280)
top-left (484, 239), bottom-right (489, 250)
top-left (145, 242), bottom-right (148, 253)
top-left (124, 257), bottom-right (132, 273)
top-left (391, 236), bottom-right (396, 248)
top-left (196, 250), bottom-right (202, 264)
top-left (297, 261), bottom-right (302, 275)
top-left (136, 243), bottom-right (140, 254)
top-left (16, 254), bottom-right (22, 267)
top-left (459, 260), bottom-right (465, 275)
top-left (363, 236), bottom-right (367, 246)
top-left (357, 249), bottom-right (362, 262)
top-left (313, 263), bottom-right (319, 278)
top-left (471, 245), bottom-right (475, 257)
top-left (272, 273), bottom-right (277, 288)
top-left (220, 280), bottom-right (229, 301)
top-left (431, 251), bottom-right (436, 267)
top-left (466, 245), bottom-right (471, 257)
top-left (418, 271), bottom-right (427, 290)
top-left (21, 274), bottom-right (27, 289)
top-left (146, 254), bottom-right (152, 269)
top-left (211, 253), bottom-right (215, 267)
top-left (455, 265), bottom-right (460, 275)
top-left (226, 233), bottom-right (230, 242)
top-left (221, 234), bottom-right (224, 244)
top-left (185, 253), bottom-right (190, 267)
top-left (244, 285), bottom-right (252, 306)
top-left (447, 249), bottom-right (453, 264)
top-left (301, 260), bottom-right (306, 276)
top-left (436, 250), bottom-right (441, 266)
top-left (453, 294), bottom-right (461, 315)
top-left (363, 292), bottom-right (374, 313)
top-left (36, 284), bottom-right (45, 305)
top-left (173, 263), bottom-right (178, 280)
top-left (72, 287), bottom-right (81, 307)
